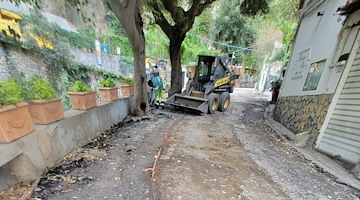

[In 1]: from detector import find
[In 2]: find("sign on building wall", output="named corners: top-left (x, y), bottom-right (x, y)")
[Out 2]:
top-left (303, 59), bottom-right (326, 91)
top-left (292, 48), bottom-right (311, 79)
top-left (101, 45), bottom-right (109, 54)
top-left (95, 39), bottom-right (102, 65)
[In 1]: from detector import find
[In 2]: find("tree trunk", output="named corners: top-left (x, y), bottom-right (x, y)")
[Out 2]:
top-left (168, 38), bottom-right (184, 97)
top-left (131, 37), bottom-right (148, 116)
top-left (110, 0), bottom-right (148, 116)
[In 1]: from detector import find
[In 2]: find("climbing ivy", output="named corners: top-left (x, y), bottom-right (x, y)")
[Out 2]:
top-left (59, 27), bottom-right (95, 50)
top-left (21, 10), bottom-right (90, 109)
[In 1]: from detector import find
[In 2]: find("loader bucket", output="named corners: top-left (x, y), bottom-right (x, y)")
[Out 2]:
top-left (165, 94), bottom-right (208, 113)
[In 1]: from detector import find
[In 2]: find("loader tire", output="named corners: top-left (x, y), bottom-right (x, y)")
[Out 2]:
top-left (218, 92), bottom-right (230, 112)
top-left (208, 93), bottom-right (219, 114)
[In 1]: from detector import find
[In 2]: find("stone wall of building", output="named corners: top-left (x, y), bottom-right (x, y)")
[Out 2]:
top-left (274, 94), bottom-right (333, 136)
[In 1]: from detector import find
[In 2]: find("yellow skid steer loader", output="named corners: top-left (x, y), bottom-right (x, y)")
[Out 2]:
top-left (166, 55), bottom-right (238, 114)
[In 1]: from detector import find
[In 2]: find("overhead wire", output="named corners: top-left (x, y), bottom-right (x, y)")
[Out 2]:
top-left (187, 32), bottom-right (270, 53)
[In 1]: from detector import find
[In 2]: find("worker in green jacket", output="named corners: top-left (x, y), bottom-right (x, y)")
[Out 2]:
top-left (148, 76), bottom-right (164, 106)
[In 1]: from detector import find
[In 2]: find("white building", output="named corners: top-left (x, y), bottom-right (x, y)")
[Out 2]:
top-left (275, 0), bottom-right (360, 169)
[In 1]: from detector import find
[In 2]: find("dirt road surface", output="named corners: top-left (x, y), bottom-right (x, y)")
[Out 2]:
top-left (32, 88), bottom-right (360, 200)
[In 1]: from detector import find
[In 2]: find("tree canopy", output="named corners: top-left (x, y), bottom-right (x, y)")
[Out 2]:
top-left (147, 0), bottom-right (217, 96)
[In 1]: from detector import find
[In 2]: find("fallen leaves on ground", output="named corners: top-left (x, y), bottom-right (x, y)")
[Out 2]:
top-left (63, 176), bottom-right (77, 184)
top-left (0, 182), bottom-right (31, 200)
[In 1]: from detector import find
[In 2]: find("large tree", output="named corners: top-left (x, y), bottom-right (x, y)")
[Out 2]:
top-left (108, 0), bottom-right (149, 116)
top-left (148, 0), bottom-right (216, 96)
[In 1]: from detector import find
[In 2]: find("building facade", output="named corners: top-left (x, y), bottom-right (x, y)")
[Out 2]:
top-left (275, 0), bottom-right (360, 167)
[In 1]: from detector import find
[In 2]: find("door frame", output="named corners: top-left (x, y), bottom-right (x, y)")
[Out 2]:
top-left (315, 40), bottom-right (360, 148)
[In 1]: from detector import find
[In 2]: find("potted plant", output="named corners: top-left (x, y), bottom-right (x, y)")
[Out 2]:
top-left (119, 78), bottom-right (135, 97)
top-left (25, 76), bottom-right (65, 125)
top-left (98, 78), bottom-right (119, 101)
top-left (0, 79), bottom-right (35, 143)
top-left (68, 81), bottom-right (97, 110)
top-left (270, 79), bottom-right (282, 102)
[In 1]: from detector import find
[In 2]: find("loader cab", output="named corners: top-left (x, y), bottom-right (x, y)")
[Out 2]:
top-left (196, 56), bottom-right (215, 82)
top-left (194, 56), bottom-right (231, 85)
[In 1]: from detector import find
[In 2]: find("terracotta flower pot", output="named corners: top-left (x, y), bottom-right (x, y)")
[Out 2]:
top-left (28, 97), bottom-right (65, 125)
top-left (0, 102), bottom-right (35, 143)
top-left (68, 91), bottom-right (97, 110)
top-left (120, 85), bottom-right (134, 97)
top-left (99, 87), bottom-right (119, 101)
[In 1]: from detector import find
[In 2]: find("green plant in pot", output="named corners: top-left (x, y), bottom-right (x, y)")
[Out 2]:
top-left (100, 78), bottom-right (116, 87)
top-left (68, 81), bottom-right (97, 110)
top-left (24, 76), bottom-right (65, 125)
top-left (119, 78), bottom-right (135, 97)
top-left (69, 80), bottom-right (92, 92)
top-left (0, 79), bottom-right (35, 143)
top-left (99, 78), bottom-right (119, 101)
top-left (0, 78), bottom-right (24, 107)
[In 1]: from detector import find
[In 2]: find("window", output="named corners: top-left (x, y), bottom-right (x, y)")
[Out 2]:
top-left (303, 60), bottom-right (326, 91)
top-left (198, 62), bottom-right (209, 81)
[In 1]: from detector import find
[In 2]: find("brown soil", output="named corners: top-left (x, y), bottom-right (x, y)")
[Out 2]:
top-left (22, 88), bottom-right (359, 200)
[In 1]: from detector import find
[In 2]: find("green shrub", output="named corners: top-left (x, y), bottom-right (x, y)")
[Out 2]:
top-left (100, 78), bottom-right (116, 87)
top-left (270, 79), bottom-right (282, 92)
top-left (14, 72), bottom-right (32, 101)
top-left (69, 81), bottom-right (91, 92)
top-left (14, 74), bottom-right (58, 100)
top-left (120, 78), bottom-right (134, 85)
top-left (0, 79), bottom-right (24, 107)
top-left (30, 76), bottom-right (58, 100)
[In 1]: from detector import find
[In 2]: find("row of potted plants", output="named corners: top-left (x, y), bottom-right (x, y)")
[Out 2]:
top-left (0, 76), bottom-right (134, 143)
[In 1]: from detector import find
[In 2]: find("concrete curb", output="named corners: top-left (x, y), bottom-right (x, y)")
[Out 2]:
top-left (264, 104), bottom-right (360, 191)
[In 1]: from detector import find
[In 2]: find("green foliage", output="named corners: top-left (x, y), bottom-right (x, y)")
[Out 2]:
top-left (0, 78), bottom-right (24, 107)
top-left (120, 56), bottom-right (134, 64)
top-left (182, 8), bottom-right (220, 65)
top-left (270, 79), bottom-right (282, 92)
top-left (107, 11), bottom-right (126, 36)
top-left (145, 25), bottom-right (169, 58)
top-left (69, 81), bottom-right (91, 92)
top-left (240, 0), bottom-right (269, 16)
top-left (100, 78), bottom-right (116, 87)
top-left (93, 67), bottom-right (123, 79)
top-left (99, 12), bottom-right (132, 56)
top-left (59, 28), bottom-right (95, 50)
top-left (14, 72), bottom-right (32, 101)
top-left (21, 10), bottom-right (90, 109)
top-left (120, 78), bottom-right (134, 85)
top-left (56, 70), bottom-right (71, 110)
top-left (213, 0), bottom-right (257, 64)
top-left (29, 76), bottom-right (58, 100)
top-left (14, 73), bottom-right (58, 100)
top-left (100, 34), bottom-right (133, 57)
top-left (0, 26), bottom-right (21, 42)
top-left (267, 0), bottom-right (299, 67)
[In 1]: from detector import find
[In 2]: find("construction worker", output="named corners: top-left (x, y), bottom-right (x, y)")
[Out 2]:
top-left (148, 76), bottom-right (164, 106)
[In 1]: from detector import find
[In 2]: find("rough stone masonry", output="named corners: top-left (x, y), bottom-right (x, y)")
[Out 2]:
top-left (274, 94), bottom-right (333, 145)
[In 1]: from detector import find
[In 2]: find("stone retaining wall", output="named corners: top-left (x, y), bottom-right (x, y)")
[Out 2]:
top-left (274, 94), bottom-right (333, 137)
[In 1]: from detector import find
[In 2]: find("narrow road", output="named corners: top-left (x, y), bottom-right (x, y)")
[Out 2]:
top-left (154, 88), bottom-right (359, 200)
top-left (34, 89), bottom-right (360, 200)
